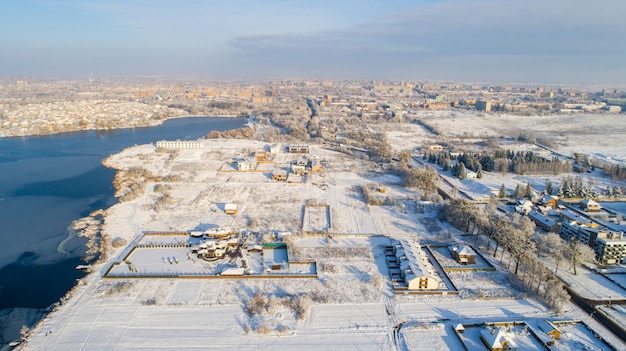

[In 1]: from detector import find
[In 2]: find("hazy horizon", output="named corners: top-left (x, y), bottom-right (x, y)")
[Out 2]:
top-left (2, 0), bottom-right (625, 86)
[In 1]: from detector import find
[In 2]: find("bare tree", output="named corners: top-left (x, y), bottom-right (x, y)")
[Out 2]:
top-left (543, 275), bottom-right (570, 313)
top-left (565, 240), bottom-right (596, 275)
top-left (537, 233), bottom-right (565, 273)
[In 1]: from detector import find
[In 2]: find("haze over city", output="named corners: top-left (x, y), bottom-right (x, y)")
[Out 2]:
top-left (2, 0), bottom-right (625, 85)
top-left (3, 1), bottom-right (626, 350)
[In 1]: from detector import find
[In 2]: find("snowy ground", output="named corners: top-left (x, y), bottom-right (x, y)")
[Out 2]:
top-left (385, 110), bottom-right (626, 202)
top-left (20, 135), bottom-right (626, 350)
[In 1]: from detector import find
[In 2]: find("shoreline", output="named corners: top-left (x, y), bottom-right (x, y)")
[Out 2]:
top-left (0, 114), bottom-right (247, 139)
top-left (0, 118), bottom-right (249, 346)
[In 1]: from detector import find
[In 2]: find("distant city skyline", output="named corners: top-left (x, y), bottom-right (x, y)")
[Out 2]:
top-left (1, 0), bottom-right (625, 86)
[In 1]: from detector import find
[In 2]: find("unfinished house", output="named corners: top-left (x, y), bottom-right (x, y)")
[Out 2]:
top-left (308, 155), bottom-right (321, 172)
top-left (269, 143), bottom-right (281, 154)
top-left (449, 245), bottom-right (477, 264)
top-left (272, 170), bottom-right (287, 181)
top-left (254, 150), bottom-right (269, 162)
top-left (291, 164), bottom-right (306, 176)
top-left (389, 240), bottom-right (440, 290)
top-left (288, 144), bottom-right (309, 153)
top-left (237, 158), bottom-right (257, 171)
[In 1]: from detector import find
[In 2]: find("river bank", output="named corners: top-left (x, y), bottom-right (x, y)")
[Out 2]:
top-left (0, 117), bottom-right (247, 346)
top-left (0, 100), bottom-right (248, 138)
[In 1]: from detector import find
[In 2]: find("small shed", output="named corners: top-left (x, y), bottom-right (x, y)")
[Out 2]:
top-left (225, 203), bottom-right (238, 215)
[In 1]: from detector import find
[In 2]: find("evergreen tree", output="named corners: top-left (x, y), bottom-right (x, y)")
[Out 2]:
top-left (545, 180), bottom-right (553, 195)
top-left (476, 164), bottom-right (483, 178)
top-left (615, 186), bottom-right (623, 197)
top-left (442, 157), bottom-right (450, 171)
top-left (498, 184), bottom-right (507, 198)
top-left (556, 185), bottom-right (564, 198)
top-left (514, 184), bottom-right (522, 198)
top-left (458, 162), bottom-right (467, 179)
top-left (605, 186), bottom-right (614, 198)
top-left (524, 183), bottom-right (534, 200)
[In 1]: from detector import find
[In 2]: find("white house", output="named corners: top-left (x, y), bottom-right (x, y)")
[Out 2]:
top-left (480, 326), bottom-right (518, 351)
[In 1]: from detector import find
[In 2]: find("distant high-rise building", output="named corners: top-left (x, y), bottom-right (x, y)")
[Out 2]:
top-left (475, 100), bottom-right (492, 112)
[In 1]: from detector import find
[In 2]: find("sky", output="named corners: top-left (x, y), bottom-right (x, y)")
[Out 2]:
top-left (1, 0), bottom-right (625, 85)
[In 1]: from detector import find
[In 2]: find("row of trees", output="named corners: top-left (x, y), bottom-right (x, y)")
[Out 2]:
top-left (397, 165), bottom-right (440, 198)
top-left (439, 199), bottom-right (582, 312)
top-left (498, 178), bottom-right (623, 200)
top-left (551, 177), bottom-right (622, 199)
top-left (425, 150), bottom-right (572, 176)
top-left (603, 163), bottom-right (626, 182)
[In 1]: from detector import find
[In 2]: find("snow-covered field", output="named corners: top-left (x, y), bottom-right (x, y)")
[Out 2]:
top-left (20, 123), bottom-right (626, 350)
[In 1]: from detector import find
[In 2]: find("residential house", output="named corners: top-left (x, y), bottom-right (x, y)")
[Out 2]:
top-left (515, 199), bottom-right (533, 215)
top-left (480, 326), bottom-right (518, 351)
top-left (536, 195), bottom-right (558, 209)
top-left (528, 210), bottom-right (560, 233)
top-left (580, 199), bottom-right (601, 212)
top-left (197, 240), bottom-right (228, 261)
top-left (538, 320), bottom-right (561, 344)
top-left (449, 245), bottom-right (477, 264)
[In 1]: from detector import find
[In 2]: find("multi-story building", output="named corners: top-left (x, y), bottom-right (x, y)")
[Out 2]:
top-left (156, 140), bottom-right (204, 149)
top-left (559, 220), bottom-right (599, 246)
top-left (560, 220), bottom-right (626, 265)
top-left (594, 232), bottom-right (626, 265)
top-left (475, 100), bottom-right (492, 112)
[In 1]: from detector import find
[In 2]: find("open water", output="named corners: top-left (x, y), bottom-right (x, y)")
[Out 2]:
top-left (0, 117), bottom-right (246, 342)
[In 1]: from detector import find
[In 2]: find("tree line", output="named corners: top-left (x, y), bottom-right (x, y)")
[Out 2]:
top-left (438, 198), bottom-right (590, 312)
top-left (425, 150), bottom-right (572, 176)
